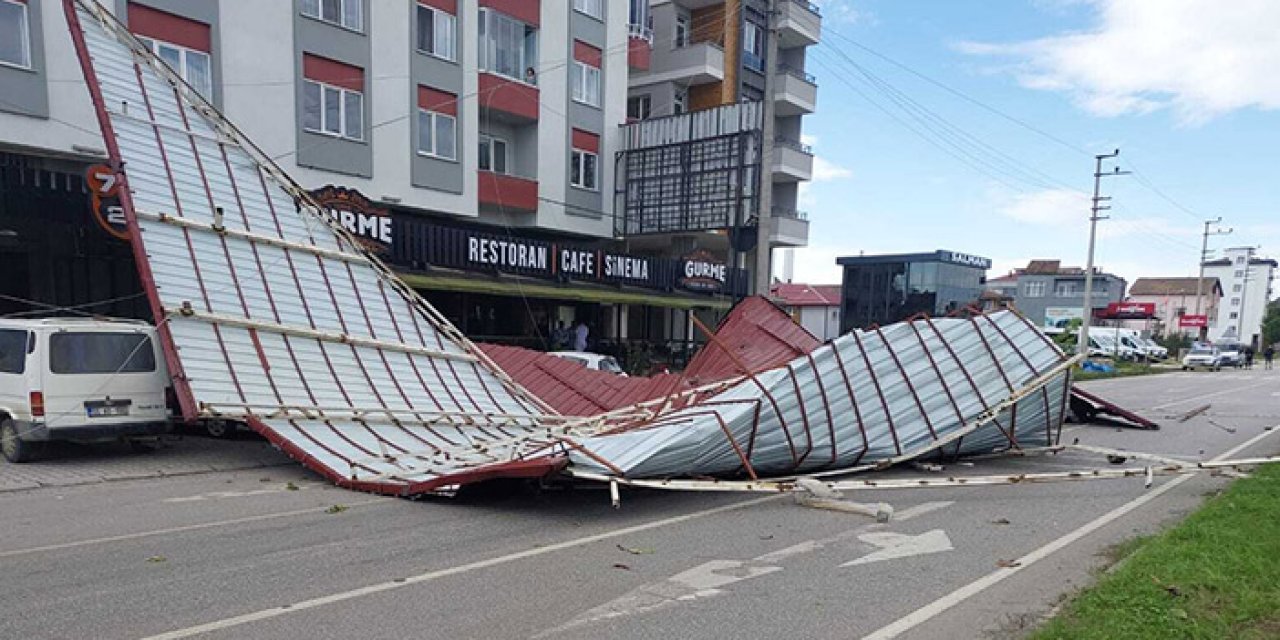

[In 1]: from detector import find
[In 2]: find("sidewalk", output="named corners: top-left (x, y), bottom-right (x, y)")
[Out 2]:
top-left (0, 436), bottom-right (290, 492)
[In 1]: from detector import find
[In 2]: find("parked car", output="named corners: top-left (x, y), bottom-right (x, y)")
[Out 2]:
top-left (1217, 343), bottom-right (1243, 368)
top-left (0, 318), bottom-right (173, 462)
top-left (1181, 346), bottom-right (1222, 371)
top-left (548, 351), bottom-right (627, 376)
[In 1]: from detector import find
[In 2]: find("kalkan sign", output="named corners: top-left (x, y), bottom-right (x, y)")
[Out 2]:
top-left (86, 164), bottom-right (129, 241)
top-left (308, 185), bottom-right (392, 252)
top-left (679, 250), bottom-right (728, 293)
top-left (1098, 301), bottom-right (1157, 319)
top-left (1178, 314), bottom-right (1208, 328)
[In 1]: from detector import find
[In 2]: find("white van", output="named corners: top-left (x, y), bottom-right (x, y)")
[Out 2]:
top-left (0, 318), bottom-right (172, 462)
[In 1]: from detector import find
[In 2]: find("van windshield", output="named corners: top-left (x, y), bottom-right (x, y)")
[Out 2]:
top-left (49, 332), bottom-right (156, 374)
top-left (0, 329), bottom-right (26, 374)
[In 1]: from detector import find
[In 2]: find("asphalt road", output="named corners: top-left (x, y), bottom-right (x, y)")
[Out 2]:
top-left (2, 368), bottom-right (1277, 640)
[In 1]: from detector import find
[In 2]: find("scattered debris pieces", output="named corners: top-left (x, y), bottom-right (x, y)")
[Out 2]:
top-left (616, 545), bottom-right (654, 555)
top-left (1177, 405), bottom-right (1212, 423)
top-left (324, 505), bottom-right (348, 514)
top-left (285, 482), bottom-right (299, 491)
top-left (991, 518), bottom-right (1011, 525)
top-left (146, 555), bottom-right (167, 564)
top-left (997, 559), bottom-right (1022, 568)
top-left (612, 564), bottom-right (631, 571)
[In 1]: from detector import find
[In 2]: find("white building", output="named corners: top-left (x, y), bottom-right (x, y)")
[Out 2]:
top-left (1202, 247), bottom-right (1277, 348)
top-left (770, 282), bottom-right (839, 341)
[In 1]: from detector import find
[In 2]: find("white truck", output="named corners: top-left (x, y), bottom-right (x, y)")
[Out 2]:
top-left (0, 318), bottom-right (173, 462)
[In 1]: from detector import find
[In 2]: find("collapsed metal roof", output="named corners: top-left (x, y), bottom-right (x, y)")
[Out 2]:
top-left (65, 0), bottom-right (1076, 496)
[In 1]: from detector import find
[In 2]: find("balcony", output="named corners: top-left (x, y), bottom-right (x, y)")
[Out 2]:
top-left (478, 72), bottom-right (539, 123)
top-left (768, 207), bottom-right (810, 248)
top-left (772, 138), bottom-right (813, 182)
top-left (478, 171), bottom-right (538, 213)
top-left (774, 65), bottom-right (817, 116)
top-left (628, 23), bottom-right (653, 71)
top-left (633, 41), bottom-right (724, 87)
top-left (778, 0), bottom-right (822, 48)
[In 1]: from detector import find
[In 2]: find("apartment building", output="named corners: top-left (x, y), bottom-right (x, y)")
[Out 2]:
top-left (1126, 277), bottom-right (1222, 339)
top-left (619, 0), bottom-right (819, 304)
top-left (985, 260), bottom-right (1128, 329)
top-left (0, 0), bottom-right (748, 352)
top-left (1202, 247), bottom-right (1277, 347)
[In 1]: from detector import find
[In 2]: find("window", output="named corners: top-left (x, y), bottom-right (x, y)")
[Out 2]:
top-left (479, 8), bottom-right (539, 84)
top-left (571, 149), bottom-right (599, 190)
top-left (627, 95), bottom-right (651, 120)
top-left (301, 0), bottom-right (362, 31)
top-left (303, 80), bottom-right (364, 140)
top-left (416, 4), bottom-right (456, 61)
top-left (1232, 297), bottom-right (1241, 306)
top-left (1229, 312), bottom-right (1239, 320)
top-left (137, 37), bottom-right (213, 98)
top-left (742, 21), bottom-right (764, 71)
top-left (1235, 269), bottom-right (1245, 278)
top-left (49, 333), bottom-right (156, 375)
top-left (0, 0), bottom-right (31, 69)
top-left (673, 86), bottom-right (687, 114)
top-left (1235, 255), bottom-right (1246, 265)
top-left (1233, 283), bottom-right (1243, 292)
top-left (573, 0), bottom-right (603, 19)
top-left (478, 135), bottom-right (509, 174)
top-left (0, 329), bottom-right (26, 375)
top-left (417, 111), bottom-right (456, 160)
top-left (674, 12), bottom-right (690, 47)
top-left (1024, 281), bottom-right (1046, 297)
top-left (571, 61), bottom-right (601, 107)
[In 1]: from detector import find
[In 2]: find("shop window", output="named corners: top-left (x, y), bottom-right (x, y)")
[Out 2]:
top-left (416, 4), bottom-right (456, 61)
top-left (478, 134), bottom-right (509, 174)
top-left (137, 37), bottom-right (213, 98)
top-left (479, 8), bottom-right (538, 85)
top-left (0, 0), bottom-right (31, 69)
top-left (301, 0), bottom-right (362, 32)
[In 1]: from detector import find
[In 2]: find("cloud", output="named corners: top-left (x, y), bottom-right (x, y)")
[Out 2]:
top-left (998, 188), bottom-right (1090, 225)
top-left (811, 0), bottom-right (864, 24)
top-left (994, 188), bottom-right (1199, 245)
top-left (776, 245), bottom-right (846, 284)
top-left (812, 156), bottom-right (853, 182)
top-left (958, 0), bottom-right (1280, 122)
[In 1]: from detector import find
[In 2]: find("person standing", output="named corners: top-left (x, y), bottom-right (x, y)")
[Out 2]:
top-left (573, 320), bottom-right (589, 352)
top-left (1265, 345), bottom-right (1275, 370)
top-left (1244, 346), bottom-right (1255, 370)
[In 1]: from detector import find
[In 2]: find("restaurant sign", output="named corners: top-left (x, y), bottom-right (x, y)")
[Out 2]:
top-left (679, 249), bottom-right (728, 293)
top-left (308, 185), bottom-right (392, 252)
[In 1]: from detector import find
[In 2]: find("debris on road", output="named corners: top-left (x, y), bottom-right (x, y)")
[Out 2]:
top-left (1176, 405), bottom-right (1212, 423)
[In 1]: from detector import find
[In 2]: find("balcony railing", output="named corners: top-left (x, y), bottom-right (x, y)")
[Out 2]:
top-left (774, 137), bottom-right (813, 155)
top-left (772, 206), bottom-right (809, 221)
top-left (788, 0), bottom-right (821, 15)
top-left (778, 64), bottom-right (816, 85)
top-left (628, 23), bottom-right (654, 43)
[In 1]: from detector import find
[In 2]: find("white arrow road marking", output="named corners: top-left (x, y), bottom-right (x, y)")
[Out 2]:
top-left (162, 487), bottom-right (308, 503)
top-left (841, 530), bottom-right (954, 567)
top-left (535, 501), bottom-right (954, 638)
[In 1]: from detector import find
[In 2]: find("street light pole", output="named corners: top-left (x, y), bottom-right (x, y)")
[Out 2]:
top-left (1078, 150), bottom-right (1128, 357)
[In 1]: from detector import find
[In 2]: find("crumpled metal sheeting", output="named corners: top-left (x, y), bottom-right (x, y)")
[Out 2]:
top-left (569, 312), bottom-right (1070, 478)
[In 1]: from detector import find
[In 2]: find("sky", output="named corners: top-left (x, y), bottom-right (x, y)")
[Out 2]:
top-left (785, 0), bottom-right (1280, 291)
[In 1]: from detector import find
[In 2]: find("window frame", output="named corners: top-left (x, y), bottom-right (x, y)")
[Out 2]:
top-left (573, 0), bottom-right (603, 20)
top-left (570, 148), bottom-right (599, 192)
top-left (416, 108), bottom-right (457, 161)
top-left (627, 94), bottom-right (651, 120)
top-left (478, 134), bottom-right (511, 175)
top-left (137, 36), bottom-right (213, 99)
top-left (570, 60), bottom-right (602, 107)
top-left (416, 4), bottom-right (457, 62)
top-left (1024, 281), bottom-right (1046, 298)
top-left (674, 12), bottom-right (691, 47)
top-left (0, 0), bottom-right (31, 70)
top-left (301, 0), bottom-right (363, 33)
top-left (742, 21), bottom-right (765, 71)
top-left (302, 79), bottom-right (365, 141)
top-left (672, 86), bottom-right (687, 114)
top-left (478, 8), bottom-right (540, 86)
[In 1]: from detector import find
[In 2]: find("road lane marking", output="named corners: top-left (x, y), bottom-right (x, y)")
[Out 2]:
top-left (842, 530), bottom-right (953, 567)
top-left (0, 498), bottom-right (390, 559)
top-left (139, 495), bottom-right (783, 640)
top-left (1149, 379), bottom-right (1278, 411)
top-left (860, 424), bottom-right (1280, 640)
top-left (162, 487), bottom-right (309, 503)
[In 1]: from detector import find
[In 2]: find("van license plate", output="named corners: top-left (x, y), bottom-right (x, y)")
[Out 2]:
top-left (85, 400), bottom-right (131, 418)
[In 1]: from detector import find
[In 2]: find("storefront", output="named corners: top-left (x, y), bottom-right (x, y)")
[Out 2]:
top-left (0, 152), bottom-right (149, 320)
top-left (838, 250), bottom-right (991, 332)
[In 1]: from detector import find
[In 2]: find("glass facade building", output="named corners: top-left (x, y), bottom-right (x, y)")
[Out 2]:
top-left (838, 250), bottom-right (991, 332)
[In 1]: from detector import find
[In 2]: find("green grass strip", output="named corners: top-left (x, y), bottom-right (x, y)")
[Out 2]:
top-left (1032, 463), bottom-right (1280, 639)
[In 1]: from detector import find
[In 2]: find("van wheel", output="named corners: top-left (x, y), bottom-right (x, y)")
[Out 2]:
top-left (204, 420), bottom-right (233, 439)
top-left (1, 419), bottom-right (37, 463)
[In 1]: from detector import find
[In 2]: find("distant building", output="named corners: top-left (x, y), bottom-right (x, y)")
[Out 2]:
top-left (986, 260), bottom-right (1127, 330)
top-left (836, 250), bottom-right (991, 331)
top-left (770, 283), bottom-right (841, 341)
top-left (1127, 277), bottom-right (1222, 338)
top-left (1202, 248), bottom-right (1277, 348)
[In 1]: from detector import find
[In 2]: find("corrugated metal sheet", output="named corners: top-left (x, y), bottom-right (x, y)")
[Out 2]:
top-left (569, 311), bottom-right (1073, 478)
top-left (683, 296), bottom-right (822, 383)
top-left (67, 0), bottom-right (561, 495)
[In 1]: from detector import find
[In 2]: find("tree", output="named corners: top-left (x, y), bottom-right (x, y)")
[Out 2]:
top-left (1262, 300), bottom-right (1280, 349)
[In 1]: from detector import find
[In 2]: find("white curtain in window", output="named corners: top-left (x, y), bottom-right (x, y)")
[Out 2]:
top-left (322, 86), bottom-right (342, 135)
top-left (343, 91), bottom-right (363, 140)
top-left (303, 82), bottom-right (322, 131)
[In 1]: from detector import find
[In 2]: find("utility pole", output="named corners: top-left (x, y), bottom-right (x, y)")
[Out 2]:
top-left (752, 0), bottom-right (779, 296)
top-left (1078, 150), bottom-right (1129, 357)
top-left (1195, 217), bottom-right (1231, 341)
top-left (1237, 246), bottom-right (1256, 346)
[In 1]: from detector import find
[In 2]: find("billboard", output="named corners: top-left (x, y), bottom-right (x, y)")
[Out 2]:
top-left (1044, 307), bottom-right (1084, 330)
top-left (1178, 315), bottom-right (1208, 328)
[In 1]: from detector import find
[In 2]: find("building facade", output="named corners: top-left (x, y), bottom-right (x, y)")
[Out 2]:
top-left (985, 260), bottom-right (1128, 330)
top-left (770, 282), bottom-right (839, 340)
top-left (0, 0), bottom-right (750, 358)
top-left (1202, 247), bottom-right (1277, 348)
top-left (837, 250), bottom-right (991, 332)
top-left (619, 0), bottom-right (819, 294)
top-left (1126, 277), bottom-right (1222, 339)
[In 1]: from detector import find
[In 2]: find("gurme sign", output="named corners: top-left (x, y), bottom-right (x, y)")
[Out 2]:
top-left (679, 250), bottom-right (728, 292)
top-left (308, 186), bottom-right (392, 251)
